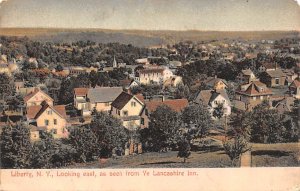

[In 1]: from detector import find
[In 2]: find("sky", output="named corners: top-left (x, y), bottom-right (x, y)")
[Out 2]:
top-left (0, 0), bottom-right (299, 31)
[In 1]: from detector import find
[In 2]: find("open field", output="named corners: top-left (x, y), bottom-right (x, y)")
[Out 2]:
top-left (67, 142), bottom-right (299, 169)
top-left (0, 28), bottom-right (299, 47)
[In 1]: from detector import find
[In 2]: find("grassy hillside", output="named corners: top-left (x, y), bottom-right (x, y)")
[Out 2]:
top-left (0, 28), bottom-right (299, 47)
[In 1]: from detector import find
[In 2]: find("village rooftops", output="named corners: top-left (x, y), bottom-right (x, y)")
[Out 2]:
top-left (205, 77), bottom-right (228, 87)
top-left (26, 102), bottom-right (67, 120)
top-left (195, 89), bottom-right (230, 106)
top-left (236, 81), bottom-right (273, 96)
top-left (74, 88), bottom-right (89, 96)
top-left (265, 69), bottom-right (286, 78)
top-left (111, 92), bottom-right (135, 110)
top-left (145, 98), bottom-right (188, 113)
top-left (23, 88), bottom-right (53, 102)
top-left (87, 87), bottom-right (123, 103)
top-left (138, 68), bottom-right (165, 75)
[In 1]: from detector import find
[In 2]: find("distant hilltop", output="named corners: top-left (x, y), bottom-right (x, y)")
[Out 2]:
top-left (0, 28), bottom-right (299, 47)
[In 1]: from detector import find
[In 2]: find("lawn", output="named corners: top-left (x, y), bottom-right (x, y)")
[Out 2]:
top-left (67, 142), bottom-right (299, 169)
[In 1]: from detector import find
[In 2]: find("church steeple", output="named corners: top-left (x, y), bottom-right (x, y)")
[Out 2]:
top-left (113, 56), bottom-right (118, 68)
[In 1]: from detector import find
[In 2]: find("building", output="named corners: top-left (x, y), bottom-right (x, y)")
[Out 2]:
top-left (237, 69), bottom-right (257, 84)
top-left (74, 87), bottom-right (123, 116)
top-left (289, 79), bottom-right (300, 99)
top-left (194, 89), bottom-right (231, 118)
top-left (262, 69), bottom-right (286, 87)
top-left (24, 88), bottom-right (54, 107)
top-left (258, 62), bottom-right (278, 73)
top-left (145, 98), bottom-right (188, 114)
top-left (135, 66), bottom-right (174, 85)
top-left (111, 92), bottom-right (148, 129)
top-left (163, 76), bottom-right (183, 88)
top-left (235, 81), bottom-right (273, 111)
top-left (270, 96), bottom-right (296, 116)
top-left (204, 77), bottom-right (228, 90)
top-left (26, 102), bottom-right (68, 139)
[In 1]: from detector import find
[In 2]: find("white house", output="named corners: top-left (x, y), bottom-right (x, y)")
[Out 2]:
top-left (194, 89), bottom-right (231, 119)
top-left (135, 66), bottom-right (175, 85)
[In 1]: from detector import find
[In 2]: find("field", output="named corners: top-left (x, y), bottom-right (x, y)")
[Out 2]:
top-left (68, 142), bottom-right (299, 169)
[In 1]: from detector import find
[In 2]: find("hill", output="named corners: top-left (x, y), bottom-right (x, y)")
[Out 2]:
top-left (0, 28), bottom-right (299, 47)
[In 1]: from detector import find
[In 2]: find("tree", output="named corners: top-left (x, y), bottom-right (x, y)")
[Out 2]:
top-left (90, 112), bottom-right (129, 158)
top-left (177, 134), bottom-right (191, 163)
top-left (182, 103), bottom-right (212, 141)
top-left (68, 126), bottom-right (99, 162)
top-left (0, 123), bottom-right (32, 168)
top-left (175, 84), bottom-right (190, 99)
top-left (30, 131), bottom-right (56, 168)
top-left (147, 105), bottom-right (182, 151)
top-left (250, 102), bottom-right (284, 143)
top-left (223, 135), bottom-right (251, 167)
top-left (0, 73), bottom-right (14, 99)
top-left (212, 103), bottom-right (225, 119)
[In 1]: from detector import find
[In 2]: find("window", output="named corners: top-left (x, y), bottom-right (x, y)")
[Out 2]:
top-left (253, 96), bottom-right (256, 100)
top-left (141, 118), bottom-right (145, 125)
top-left (54, 119), bottom-right (57, 125)
top-left (118, 110), bottom-right (120, 115)
top-left (131, 101), bottom-right (136, 107)
top-left (47, 110), bottom-right (52, 115)
top-left (275, 78), bottom-right (280, 85)
top-left (214, 101), bottom-right (218, 104)
top-left (123, 110), bottom-right (128, 116)
top-left (45, 120), bottom-right (49, 126)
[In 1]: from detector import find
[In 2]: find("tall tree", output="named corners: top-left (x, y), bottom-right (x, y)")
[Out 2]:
top-left (182, 103), bottom-right (212, 140)
top-left (90, 112), bottom-right (129, 157)
top-left (0, 123), bottom-right (32, 168)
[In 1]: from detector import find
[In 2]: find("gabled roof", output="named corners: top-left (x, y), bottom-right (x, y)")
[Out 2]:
top-left (111, 92), bottom-right (144, 110)
top-left (260, 62), bottom-right (276, 69)
top-left (111, 92), bottom-right (134, 110)
top-left (236, 81), bottom-right (273, 96)
top-left (145, 99), bottom-right (188, 113)
top-left (26, 102), bottom-right (67, 120)
top-left (24, 88), bottom-right (53, 102)
top-left (87, 87), bottom-right (123, 103)
top-left (241, 69), bottom-right (254, 76)
top-left (195, 89), bottom-right (230, 106)
top-left (205, 77), bottom-right (228, 87)
top-left (74, 88), bottom-right (88, 96)
top-left (266, 69), bottom-right (286, 78)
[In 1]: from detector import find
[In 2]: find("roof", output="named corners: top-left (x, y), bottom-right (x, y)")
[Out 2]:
top-left (272, 97), bottom-right (295, 112)
top-left (145, 99), bottom-right (188, 113)
top-left (139, 68), bottom-right (164, 74)
top-left (236, 81), bottom-right (273, 96)
top-left (74, 88), bottom-right (88, 96)
top-left (111, 92), bottom-right (134, 110)
top-left (205, 77), bottom-right (228, 87)
top-left (260, 62), bottom-right (276, 69)
top-left (195, 89), bottom-right (230, 106)
top-left (266, 69), bottom-right (286, 78)
top-left (26, 103), bottom-right (67, 120)
top-left (87, 87), bottom-right (123, 103)
top-left (135, 94), bottom-right (145, 103)
top-left (24, 88), bottom-right (53, 102)
top-left (241, 69), bottom-right (254, 76)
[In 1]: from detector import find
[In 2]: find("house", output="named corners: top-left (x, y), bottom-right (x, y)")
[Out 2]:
top-left (237, 69), bottom-right (257, 84)
top-left (74, 87), bottom-right (123, 116)
top-left (24, 88), bottom-right (54, 107)
top-left (283, 69), bottom-right (299, 86)
top-left (289, 79), bottom-right (300, 99)
top-left (194, 89), bottom-right (231, 118)
top-left (135, 66), bottom-right (174, 85)
top-left (204, 77), bottom-right (228, 90)
top-left (258, 62), bottom-right (278, 73)
top-left (111, 92), bottom-right (148, 130)
top-left (26, 102), bottom-right (68, 139)
top-left (145, 98), bottom-right (188, 114)
top-left (120, 79), bottom-right (140, 90)
top-left (261, 69), bottom-right (286, 87)
top-left (235, 81), bottom-right (273, 111)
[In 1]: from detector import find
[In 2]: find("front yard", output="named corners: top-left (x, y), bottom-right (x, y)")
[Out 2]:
top-left (67, 142), bottom-right (299, 168)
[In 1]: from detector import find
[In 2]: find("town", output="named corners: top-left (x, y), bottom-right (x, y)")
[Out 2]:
top-left (0, 35), bottom-right (299, 168)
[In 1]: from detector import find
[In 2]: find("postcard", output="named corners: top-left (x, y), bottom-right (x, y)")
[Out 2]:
top-left (0, 0), bottom-right (299, 190)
